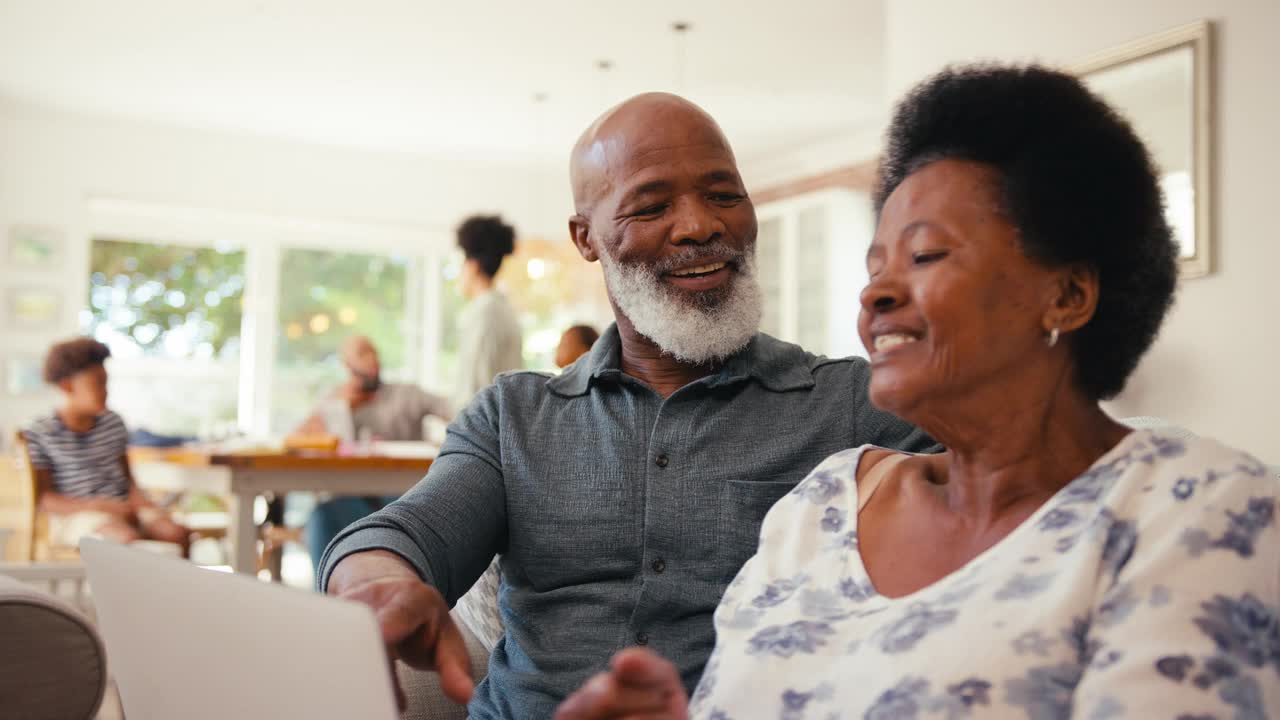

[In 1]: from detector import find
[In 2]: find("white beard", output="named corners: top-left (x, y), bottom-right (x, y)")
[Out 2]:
top-left (600, 244), bottom-right (763, 365)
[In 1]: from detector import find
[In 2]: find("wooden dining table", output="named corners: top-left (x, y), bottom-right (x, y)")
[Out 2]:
top-left (128, 448), bottom-right (433, 575)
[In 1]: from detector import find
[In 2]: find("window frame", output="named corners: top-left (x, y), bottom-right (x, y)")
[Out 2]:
top-left (86, 197), bottom-right (450, 436)
top-left (754, 188), bottom-right (875, 359)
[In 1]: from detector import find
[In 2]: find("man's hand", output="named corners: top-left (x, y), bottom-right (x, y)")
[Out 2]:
top-left (554, 648), bottom-right (689, 720)
top-left (327, 551), bottom-right (474, 708)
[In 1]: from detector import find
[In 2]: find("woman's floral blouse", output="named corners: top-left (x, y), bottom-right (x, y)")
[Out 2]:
top-left (692, 431), bottom-right (1279, 719)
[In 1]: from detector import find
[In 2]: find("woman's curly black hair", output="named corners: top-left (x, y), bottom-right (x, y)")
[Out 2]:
top-left (457, 214), bottom-right (516, 278)
top-left (874, 64), bottom-right (1178, 401)
top-left (44, 337), bottom-right (111, 384)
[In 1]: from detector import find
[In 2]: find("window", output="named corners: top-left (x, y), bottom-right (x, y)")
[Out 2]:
top-left (83, 238), bottom-right (245, 436)
top-left (795, 205), bottom-right (830, 352)
top-left (433, 252), bottom-right (466, 393)
top-left (80, 206), bottom-right (611, 439)
top-left (755, 190), bottom-right (874, 358)
top-left (757, 217), bottom-right (784, 338)
top-left (271, 247), bottom-right (414, 432)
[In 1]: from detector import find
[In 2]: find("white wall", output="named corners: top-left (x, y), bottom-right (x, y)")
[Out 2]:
top-left (883, 0), bottom-right (1280, 457)
top-left (0, 97), bottom-right (573, 437)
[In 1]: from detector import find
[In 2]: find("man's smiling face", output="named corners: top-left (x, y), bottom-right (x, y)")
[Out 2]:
top-left (570, 94), bottom-right (764, 364)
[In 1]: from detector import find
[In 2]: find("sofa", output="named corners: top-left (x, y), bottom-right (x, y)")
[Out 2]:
top-left (397, 610), bottom-right (492, 720)
top-left (0, 573), bottom-right (109, 720)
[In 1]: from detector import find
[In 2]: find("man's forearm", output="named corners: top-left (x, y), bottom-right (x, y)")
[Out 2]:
top-left (326, 549), bottom-right (420, 595)
top-left (317, 517), bottom-right (440, 594)
top-left (317, 447), bottom-right (507, 601)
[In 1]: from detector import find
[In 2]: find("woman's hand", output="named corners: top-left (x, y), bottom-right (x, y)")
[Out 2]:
top-left (554, 648), bottom-right (689, 720)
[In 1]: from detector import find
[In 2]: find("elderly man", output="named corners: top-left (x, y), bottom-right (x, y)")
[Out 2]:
top-left (320, 94), bottom-right (934, 717)
top-left (298, 335), bottom-right (451, 571)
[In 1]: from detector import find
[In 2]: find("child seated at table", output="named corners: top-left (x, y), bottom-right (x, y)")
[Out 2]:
top-left (22, 337), bottom-right (189, 553)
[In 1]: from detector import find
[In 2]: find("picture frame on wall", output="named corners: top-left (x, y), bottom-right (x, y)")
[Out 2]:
top-left (4, 287), bottom-right (62, 330)
top-left (4, 354), bottom-right (44, 395)
top-left (5, 224), bottom-right (66, 268)
top-left (1072, 20), bottom-right (1214, 279)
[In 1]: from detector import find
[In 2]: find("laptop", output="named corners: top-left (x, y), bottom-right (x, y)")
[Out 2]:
top-left (80, 538), bottom-right (399, 719)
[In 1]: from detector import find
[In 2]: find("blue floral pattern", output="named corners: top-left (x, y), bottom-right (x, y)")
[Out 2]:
top-left (820, 507), bottom-right (847, 533)
top-left (864, 677), bottom-right (931, 720)
top-left (693, 433), bottom-right (1280, 718)
top-left (841, 577), bottom-right (878, 603)
top-left (1192, 593), bottom-right (1280, 671)
top-left (1037, 508), bottom-right (1080, 531)
top-left (1012, 630), bottom-right (1055, 657)
top-left (1181, 496), bottom-right (1276, 559)
top-left (1219, 674), bottom-right (1268, 720)
top-left (752, 575), bottom-right (808, 609)
top-left (878, 605), bottom-right (959, 653)
top-left (1004, 662), bottom-right (1082, 718)
top-left (747, 621), bottom-right (836, 658)
top-left (1096, 583), bottom-right (1140, 628)
top-left (993, 572), bottom-right (1055, 601)
top-left (1096, 511), bottom-right (1138, 585)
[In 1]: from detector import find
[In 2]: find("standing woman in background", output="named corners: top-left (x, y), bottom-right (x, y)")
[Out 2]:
top-left (450, 214), bottom-right (524, 652)
top-left (454, 214), bottom-right (524, 411)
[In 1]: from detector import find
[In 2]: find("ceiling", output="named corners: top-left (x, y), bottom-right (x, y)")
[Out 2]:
top-left (0, 0), bottom-right (887, 167)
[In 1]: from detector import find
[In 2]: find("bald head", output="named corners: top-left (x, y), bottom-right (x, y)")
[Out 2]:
top-left (340, 335), bottom-right (375, 362)
top-left (570, 93), bottom-right (737, 215)
top-left (340, 335), bottom-right (380, 382)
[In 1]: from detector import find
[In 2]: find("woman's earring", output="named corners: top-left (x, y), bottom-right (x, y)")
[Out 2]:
top-left (1047, 327), bottom-right (1060, 348)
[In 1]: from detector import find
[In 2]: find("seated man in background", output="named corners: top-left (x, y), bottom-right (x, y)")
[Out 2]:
top-left (23, 337), bottom-right (190, 552)
top-left (555, 324), bottom-right (600, 369)
top-left (297, 335), bottom-right (452, 572)
top-left (320, 93), bottom-right (935, 718)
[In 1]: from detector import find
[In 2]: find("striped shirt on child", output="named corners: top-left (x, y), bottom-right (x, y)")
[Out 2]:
top-left (23, 410), bottom-right (131, 499)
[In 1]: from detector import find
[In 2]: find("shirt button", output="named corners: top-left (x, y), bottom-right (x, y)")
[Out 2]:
top-left (636, 631), bottom-right (649, 645)
top-left (651, 558), bottom-right (666, 573)
top-left (655, 454), bottom-right (669, 468)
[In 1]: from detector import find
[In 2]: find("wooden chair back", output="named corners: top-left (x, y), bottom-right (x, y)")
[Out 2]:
top-left (1, 431), bottom-right (38, 561)
top-left (11, 431), bottom-right (78, 561)
top-left (0, 432), bottom-right (35, 562)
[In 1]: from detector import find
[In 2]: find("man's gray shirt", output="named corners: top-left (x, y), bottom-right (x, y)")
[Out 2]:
top-left (319, 325), bottom-right (934, 718)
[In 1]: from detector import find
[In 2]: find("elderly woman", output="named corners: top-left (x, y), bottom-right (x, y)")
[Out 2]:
top-left (556, 65), bottom-right (1279, 719)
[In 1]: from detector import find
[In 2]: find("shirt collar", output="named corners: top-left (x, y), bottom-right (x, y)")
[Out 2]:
top-left (547, 323), bottom-right (816, 398)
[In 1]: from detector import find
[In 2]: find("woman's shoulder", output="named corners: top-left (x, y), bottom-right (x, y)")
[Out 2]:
top-left (1114, 430), bottom-right (1274, 486)
top-left (1100, 430), bottom-right (1278, 528)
